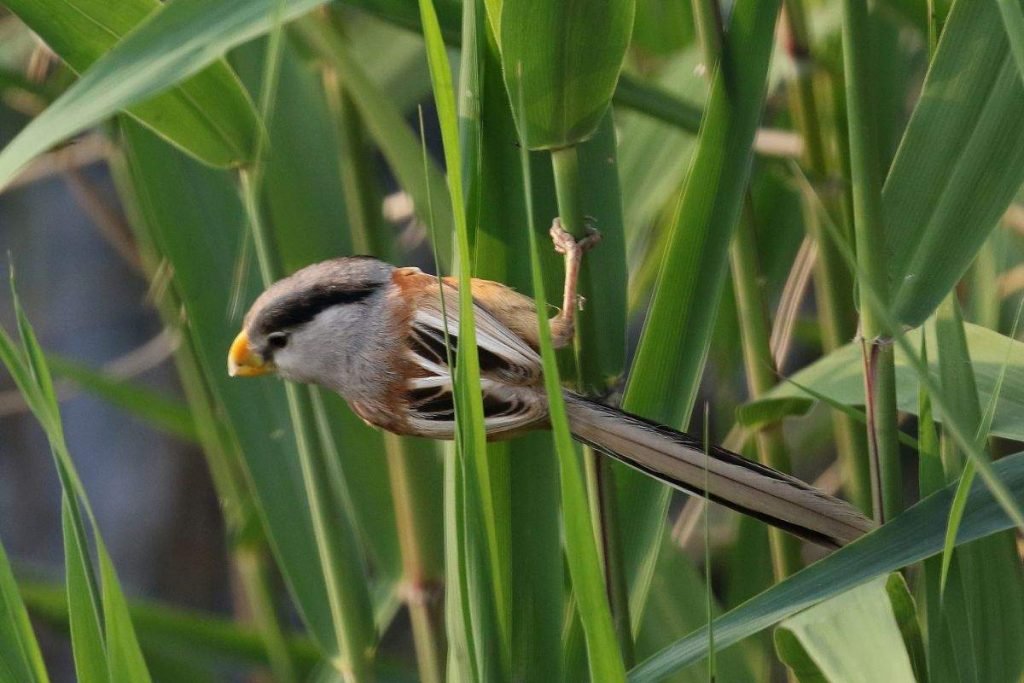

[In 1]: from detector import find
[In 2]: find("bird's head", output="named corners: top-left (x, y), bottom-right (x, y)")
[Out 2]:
top-left (227, 257), bottom-right (394, 387)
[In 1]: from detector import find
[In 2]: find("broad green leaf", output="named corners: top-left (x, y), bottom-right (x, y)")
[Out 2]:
top-left (618, 49), bottom-right (705, 238)
top-left (500, 0), bottom-right (636, 148)
top-left (0, 0), bottom-right (333, 191)
top-left (2, 0), bottom-right (258, 168)
top-left (0, 538), bottom-right (49, 683)
top-left (631, 0), bottom-right (694, 56)
top-left (774, 576), bottom-right (916, 683)
top-left (884, 0), bottom-right (1024, 325)
top-left (116, 122), bottom-right (341, 654)
top-left (617, 0), bottom-right (782, 631)
top-left (757, 323), bottom-right (1024, 441)
top-left (345, 14), bottom-right (433, 115)
top-left (629, 451), bottom-right (1024, 681)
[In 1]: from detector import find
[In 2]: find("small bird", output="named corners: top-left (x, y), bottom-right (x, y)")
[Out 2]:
top-left (228, 221), bottom-right (874, 548)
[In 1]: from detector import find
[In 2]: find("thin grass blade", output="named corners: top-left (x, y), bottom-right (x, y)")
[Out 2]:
top-left (0, 537), bottom-right (49, 683)
top-left (419, 0), bottom-right (509, 671)
top-left (2, 285), bottom-right (153, 682)
top-left (630, 451), bottom-right (1024, 681)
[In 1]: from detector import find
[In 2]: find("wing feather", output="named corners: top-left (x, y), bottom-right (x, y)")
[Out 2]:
top-left (400, 281), bottom-right (545, 438)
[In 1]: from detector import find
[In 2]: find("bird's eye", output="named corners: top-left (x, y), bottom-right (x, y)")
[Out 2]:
top-left (267, 332), bottom-right (288, 350)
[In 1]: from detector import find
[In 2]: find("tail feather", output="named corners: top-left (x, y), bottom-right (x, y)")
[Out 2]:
top-left (564, 393), bottom-right (874, 548)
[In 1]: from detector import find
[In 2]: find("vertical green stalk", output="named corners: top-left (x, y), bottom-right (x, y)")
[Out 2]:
top-left (323, 50), bottom-right (448, 683)
top-left (383, 434), bottom-right (445, 683)
top-left (694, 0), bottom-right (798, 579)
top-left (550, 146), bottom-right (633, 663)
top-left (418, 0), bottom-right (510, 673)
top-left (550, 148), bottom-right (586, 257)
top-left (729, 206), bottom-right (801, 579)
top-left (690, 0), bottom-right (723, 72)
top-left (240, 171), bottom-right (377, 681)
top-left (840, 0), bottom-right (902, 522)
top-left (783, 0), bottom-right (870, 512)
top-left (524, 130), bottom-right (626, 683)
top-left (968, 236), bottom-right (1000, 329)
top-left (234, 547), bottom-right (298, 683)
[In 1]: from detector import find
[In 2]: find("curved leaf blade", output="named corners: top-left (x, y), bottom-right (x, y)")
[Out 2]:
top-left (0, 0), bottom-right (332, 191)
top-left (884, 0), bottom-right (1024, 325)
top-left (630, 451), bottom-right (1024, 681)
top-left (2, 0), bottom-right (259, 168)
top-left (0, 539), bottom-right (49, 683)
top-left (758, 323), bottom-right (1024, 442)
top-left (774, 577), bottom-right (916, 683)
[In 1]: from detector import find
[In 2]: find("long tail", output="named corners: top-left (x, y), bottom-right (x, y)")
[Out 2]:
top-left (563, 393), bottom-right (874, 548)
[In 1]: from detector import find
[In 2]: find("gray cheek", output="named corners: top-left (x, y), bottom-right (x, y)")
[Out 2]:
top-left (271, 293), bottom-right (396, 401)
top-left (271, 347), bottom-right (309, 384)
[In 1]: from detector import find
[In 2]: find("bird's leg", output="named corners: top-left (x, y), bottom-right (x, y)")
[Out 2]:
top-left (549, 217), bottom-right (601, 347)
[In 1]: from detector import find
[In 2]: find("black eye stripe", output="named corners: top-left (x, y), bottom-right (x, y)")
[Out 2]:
top-left (257, 285), bottom-right (377, 334)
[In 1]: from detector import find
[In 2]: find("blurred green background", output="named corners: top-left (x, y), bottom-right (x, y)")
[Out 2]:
top-left (1, 1), bottom-right (1024, 681)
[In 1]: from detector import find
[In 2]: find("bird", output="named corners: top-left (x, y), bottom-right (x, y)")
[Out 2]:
top-left (228, 220), bottom-right (874, 548)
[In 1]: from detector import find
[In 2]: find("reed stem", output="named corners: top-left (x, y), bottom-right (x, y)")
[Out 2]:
top-left (551, 145), bottom-right (633, 665)
top-left (729, 205), bottom-right (802, 579)
top-left (782, 0), bottom-right (871, 513)
top-left (840, 0), bottom-right (903, 522)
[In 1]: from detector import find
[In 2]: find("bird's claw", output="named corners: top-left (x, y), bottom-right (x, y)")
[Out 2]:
top-left (550, 217), bottom-right (602, 256)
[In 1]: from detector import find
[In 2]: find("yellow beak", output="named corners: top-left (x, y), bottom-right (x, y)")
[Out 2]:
top-left (227, 331), bottom-right (274, 377)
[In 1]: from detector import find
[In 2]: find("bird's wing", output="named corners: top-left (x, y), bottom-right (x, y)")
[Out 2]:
top-left (399, 280), bottom-right (547, 439)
